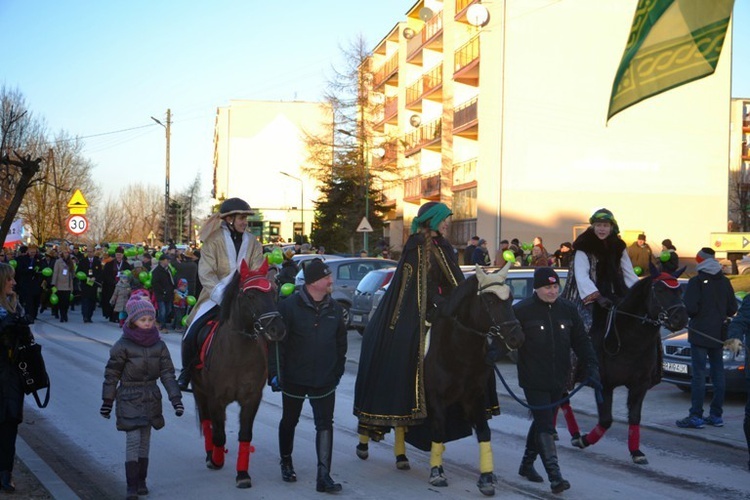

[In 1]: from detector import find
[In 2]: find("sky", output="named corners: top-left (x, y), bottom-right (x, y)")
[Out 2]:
top-left (2, 0), bottom-right (749, 210)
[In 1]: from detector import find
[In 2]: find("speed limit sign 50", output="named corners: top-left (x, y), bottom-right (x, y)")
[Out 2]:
top-left (66, 215), bottom-right (89, 235)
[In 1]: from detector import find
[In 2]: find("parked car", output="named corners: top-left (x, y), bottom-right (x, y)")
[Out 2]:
top-left (294, 257), bottom-right (398, 326)
top-left (661, 295), bottom-right (746, 393)
top-left (291, 253), bottom-right (344, 267)
top-left (349, 267), bottom-right (397, 333)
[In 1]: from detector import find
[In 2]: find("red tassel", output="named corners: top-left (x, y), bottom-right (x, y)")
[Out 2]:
top-left (202, 420), bottom-right (213, 453)
top-left (561, 402), bottom-right (580, 436)
top-left (586, 424), bottom-right (607, 445)
top-left (237, 441), bottom-right (255, 472)
top-left (628, 424), bottom-right (640, 452)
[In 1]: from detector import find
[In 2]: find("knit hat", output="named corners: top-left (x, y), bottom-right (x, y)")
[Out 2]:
top-left (126, 297), bottom-right (155, 323)
top-left (589, 208), bottom-right (619, 234)
top-left (695, 247), bottom-right (715, 263)
top-left (304, 258), bottom-right (331, 284)
top-left (177, 278), bottom-right (188, 288)
top-left (533, 267), bottom-right (559, 289)
top-left (478, 239), bottom-right (487, 246)
top-left (662, 239), bottom-right (675, 250)
top-left (115, 246), bottom-right (125, 254)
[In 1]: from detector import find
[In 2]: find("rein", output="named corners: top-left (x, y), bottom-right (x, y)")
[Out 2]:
top-left (492, 364), bottom-right (604, 410)
top-left (273, 346), bottom-right (336, 400)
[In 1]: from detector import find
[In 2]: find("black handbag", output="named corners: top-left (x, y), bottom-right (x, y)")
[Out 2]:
top-left (16, 340), bottom-right (50, 408)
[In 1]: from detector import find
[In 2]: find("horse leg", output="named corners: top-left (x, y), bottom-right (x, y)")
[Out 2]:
top-left (201, 420), bottom-right (214, 466)
top-left (428, 399), bottom-right (448, 487)
top-left (474, 420), bottom-right (497, 497)
top-left (428, 442), bottom-right (447, 487)
top-left (356, 434), bottom-right (369, 460)
top-left (235, 400), bottom-right (260, 488)
top-left (626, 385), bottom-right (649, 465)
top-left (572, 386), bottom-right (614, 449)
top-left (560, 400), bottom-right (581, 440)
top-left (208, 407), bottom-right (227, 470)
top-left (394, 426), bottom-right (410, 470)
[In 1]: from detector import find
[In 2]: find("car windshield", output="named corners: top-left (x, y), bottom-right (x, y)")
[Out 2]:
top-left (357, 270), bottom-right (393, 293)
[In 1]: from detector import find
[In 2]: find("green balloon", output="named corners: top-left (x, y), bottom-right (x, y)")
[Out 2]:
top-left (186, 295), bottom-right (197, 306)
top-left (270, 248), bottom-right (284, 265)
top-left (502, 250), bottom-right (516, 263)
top-left (143, 279), bottom-right (152, 289)
top-left (633, 266), bottom-right (643, 276)
top-left (49, 293), bottom-right (59, 305)
top-left (122, 269), bottom-right (132, 277)
top-left (169, 264), bottom-right (176, 276)
top-left (51, 286), bottom-right (57, 294)
top-left (76, 271), bottom-right (87, 280)
top-left (522, 242), bottom-right (533, 251)
top-left (736, 291), bottom-right (748, 300)
top-left (137, 246), bottom-right (145, 255)
top-left (139, 271), bottom-right (149, 282)
top-left (280, 283), bottom-right (295, 296)
top-left (42, 267), bottom-right (53, 277)
top-left (125, 247), bottom-right (136, 257)
top-left (181, 316), bottom-right (188, 326)
top-left (154, 251), bottom-right (163, 260)
top-left (8, 260), bottom-right (17, 269)
top-left (108, 246), bottom-right (116, 255)
top-left (659, 251), bottom-right (670, 262)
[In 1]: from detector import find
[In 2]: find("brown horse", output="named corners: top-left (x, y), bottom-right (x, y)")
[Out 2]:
top-left (572, 270), bottom-right (687, 464)
top-left (192, 259), bottom-right (286, 488)
top-left (409, 264), bottom-right (524, 496)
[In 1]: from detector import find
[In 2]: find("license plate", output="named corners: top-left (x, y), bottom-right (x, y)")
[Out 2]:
top-left (351, 314), bottom-right (363, 323)
top-left (663, 361), bottom-right (688, 374)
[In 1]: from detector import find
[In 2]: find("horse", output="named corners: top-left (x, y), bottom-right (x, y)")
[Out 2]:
top-left (404, 263), bottom-right (524, 496)
top-left (191, 259), bottom-right (286, 488)
top-left (571, 268), bottom-right (687, 464)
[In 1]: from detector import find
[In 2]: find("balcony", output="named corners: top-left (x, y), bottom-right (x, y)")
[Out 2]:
top-left (452, 158), bottom-right (477, 188)
top-left (406, 11), bottom-right (444, 63)
top-left (744, 116), bottom-right (750, 133)
top-left (373, 141), bottom-right (398, 168)
top-left (403, 118), bottom-right (442, 155)
top-left (455, 0), bottom-right (479, 20)
top-left (454, 35), bottom-right (480, 85)
top-left (380, 180), bottom-right (400, 208)
top-left (404, 175), bottom-right (421, 203)
top-left (402, 171), bottom-right (441, 203)
top-left (405, 78), bottom-right (423, 109)
top-left (453, 97), bottom-right (478, 137)
top-left (383, 95), bottom-right (398, 124)
top-left (372, 52), bottom-right (399, 88)
top-left (422, 63), bottom-right (443, 100)
top-left (743, 141), bottom-right (750, 161)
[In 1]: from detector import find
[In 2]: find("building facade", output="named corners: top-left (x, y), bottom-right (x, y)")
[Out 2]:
top-left (213, 100), bottom-right (332, 243)
top-left (365, 0), bottom-right (733, 259)
top-left (729, 98), bottom-right (750, 230)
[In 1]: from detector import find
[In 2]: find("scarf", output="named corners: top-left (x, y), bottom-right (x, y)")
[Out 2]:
top-left (696, 258), bottom-right (722, 275)
top-left (123, 324), bottom-right (161, 347)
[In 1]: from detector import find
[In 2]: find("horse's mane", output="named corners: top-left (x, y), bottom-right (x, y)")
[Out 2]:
top-left (442, 275), bottom-right (479, 318)
top-left (618, 275), bottom-right (653, 313)
top-left (219, 271), bottom-right (242, 323)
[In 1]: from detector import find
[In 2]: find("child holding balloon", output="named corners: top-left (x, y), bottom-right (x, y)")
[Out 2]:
top-left (172, 279), bottom-right (188, 331)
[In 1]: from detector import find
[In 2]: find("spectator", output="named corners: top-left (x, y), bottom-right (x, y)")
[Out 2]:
top-left (102, 247), bottom-right (132, 323)
top-left (494, 240), bottom-right (510, 267)
top-left (100, 298), bottom-right (183, 499)
top-left (725, 295), bottom-right (750, 470)
top-left (268, 259), bottom-right (347, 492)
top-left (660, 239), bottom-right (679, 274)
top-left (472, 238), bottom-right (491, 266)
top-left (553, 242), bottom-right (573, 268)
top-left (626, 233), bottom-right (655, 274)
top-left (172, 279), bottom-right (189, 331)
top-left (151, 255), bottom-right (175, 333)
top-left (530, 245), bottom-right (548, 267)
top-left (510, 238), bottom-right (524, 263)
top-left (51, 247), bottom-right (75, 323)
top-left (464, 236), bottom-right (479, 265)
top-left (14, 244), bottom-right (44, 322)
top-left (78, 247), bottom-right (103, 323)
top-left (533, 237), bottom-right (551, 265)
top-left (676, 247), bottom-right (737, 429)
top-left (109, 273), bottom-right (132, 327)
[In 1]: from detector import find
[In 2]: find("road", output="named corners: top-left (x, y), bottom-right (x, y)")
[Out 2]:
top-left (18, 310), bottom-right (749, 499)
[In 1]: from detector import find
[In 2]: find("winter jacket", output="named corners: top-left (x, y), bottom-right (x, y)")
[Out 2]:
top-left (514, 293), bottom-right (597, 392)
top-left (109, 280), bottom-right (132, 313)
top-left (271, 287), bottom-right (347, 389)
top-left (151, 264), bottom-right (175, 304)
top-left (659, 249), bottom-right (679, 274)
top-left (727, 294), bottom-right (750, 379)
top-left (102, 334), bottom-right (181, 431)
top-left (626, 242), bottom-right (655, 273)
top-left (683, 261), bottom-right (737, 348)
top-left (0, 308), bottom-right (29, 424)
top-left (51, 258), bottom-right (74, 292)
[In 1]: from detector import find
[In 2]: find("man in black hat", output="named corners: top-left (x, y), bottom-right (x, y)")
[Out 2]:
top-left (464, 236), bottom-right (479, 265)
top-left (268, 258), bottom-right (347, 493)
top-left (512, 267), bottom-right (599, 494)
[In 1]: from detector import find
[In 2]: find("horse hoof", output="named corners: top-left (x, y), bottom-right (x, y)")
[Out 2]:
top-left (395, 454), bottom-right (410, 470)
top-left (356, 443), bottom-right (369, 460)
top-left (631, 450), bottom-right (649, 465)
top-left (236, 471), bottom-right (252, 488)
top-left (477, 472), bottom-right (497, 496)
top-left (429, 466), bottom-right (448, 487)
top-left (571, 434), bottom-right (589, 449)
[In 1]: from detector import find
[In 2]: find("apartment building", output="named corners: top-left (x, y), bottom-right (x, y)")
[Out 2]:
top-left (366, 0), bottom-right (732, 256)
top-left (729, 98), bottom-right (750, 230)
top-left (213, 100), bottom-right (332, 243)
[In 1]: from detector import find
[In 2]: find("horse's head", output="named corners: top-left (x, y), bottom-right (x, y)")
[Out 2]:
top-left (230, 259), bottom-right (286, 341)
top-left (474, 263), bottom-right (524, 350)
top-left (648, 269), bottom-right (688, 332)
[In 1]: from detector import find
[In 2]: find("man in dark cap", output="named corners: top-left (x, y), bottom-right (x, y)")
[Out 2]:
top-left (464, 236), bottom-right (479, 265)
top-left (268, 258), bottom-right (347, 493)
top-left (513, 267), bottom-right (599, 494)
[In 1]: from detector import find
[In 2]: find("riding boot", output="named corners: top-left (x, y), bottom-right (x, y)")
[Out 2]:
top-left (744, 416), bottom-right (750, 470)
top-left (518, 448), bottom-right (544, 483)
top-left (178, 333), bottom-right (197, 392)
top-left (137, 457), bottom-right (149, 495)
top-left (280, 455), bottom-right (297, 482)
top-left (125, 461), bottom-right (139, 500)
top-left (315, 430), bottom-right (342, 493)
top-left (537, 432), bottom-right (570, 494)
top-left (0, 470), bottom-right (15, 492)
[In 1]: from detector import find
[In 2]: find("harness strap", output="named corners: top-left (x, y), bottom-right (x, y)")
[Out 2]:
top-left (196, 320), bottom-right (220, 370)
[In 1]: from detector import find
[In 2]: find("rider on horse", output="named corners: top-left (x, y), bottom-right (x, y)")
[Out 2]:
top-left (177, 197), bottom-right (264, 392)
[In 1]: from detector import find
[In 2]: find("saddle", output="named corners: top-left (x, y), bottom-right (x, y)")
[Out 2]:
top-left (194, 316), bottom-right (220, 371)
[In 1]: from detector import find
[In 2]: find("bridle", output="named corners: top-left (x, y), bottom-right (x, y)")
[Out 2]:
top-left (235, 290), bottom-right (283, 341)
top-left (454, 281), bottom-right (521, 351)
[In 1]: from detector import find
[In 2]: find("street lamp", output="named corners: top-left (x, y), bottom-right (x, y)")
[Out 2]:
top-left (280, 171), bottom-right (304, 243)
top-left (151, 109), bottom-right (171, 244)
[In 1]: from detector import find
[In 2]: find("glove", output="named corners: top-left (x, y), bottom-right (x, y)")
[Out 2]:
top-left (595, 295), bottom-right (613, 310)
top-left (585, 369), bottom-right (602, 391)
top-left (100, 400), bottom-right (113, 419)
top-left (173, 401), bottom-right (184, 417)
top-left (724, 338), bottom-right (742, 355)
top-left (269, 376), bottom-right (282, 392)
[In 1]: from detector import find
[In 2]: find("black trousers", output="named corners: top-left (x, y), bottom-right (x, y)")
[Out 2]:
top-left (279, 383), bottom-right (336, 457)
top-left (57, 291), bottom-right (71, 321)
top-left (0, 421), bottom-right (19, 472)
top-left (523, 388), bottom-right (563, 449)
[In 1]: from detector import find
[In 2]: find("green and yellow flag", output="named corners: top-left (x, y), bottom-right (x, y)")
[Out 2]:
top-left (608, 0), bottom-right (734, 120)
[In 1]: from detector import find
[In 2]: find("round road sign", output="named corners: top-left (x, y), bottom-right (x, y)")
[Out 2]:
top-left (66, 215), bottom-right (89, 235)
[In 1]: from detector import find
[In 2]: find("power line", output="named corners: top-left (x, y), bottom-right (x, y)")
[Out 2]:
top-left (45, 123), bottom-right (157, 145)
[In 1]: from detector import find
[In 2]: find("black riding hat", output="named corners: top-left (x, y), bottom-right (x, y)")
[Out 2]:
top-left (219, 197), bottom-right (254, 217)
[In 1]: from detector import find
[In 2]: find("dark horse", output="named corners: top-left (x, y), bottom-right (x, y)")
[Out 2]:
top-left (409, 264), bottom-right (524, 496)
top-left (192, 259), bottom-right (286, 488)
top-left (572, 268), bottom-right (687, 464)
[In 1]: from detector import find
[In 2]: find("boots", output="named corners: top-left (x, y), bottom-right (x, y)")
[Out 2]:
top-left (744, 416), bottom-right (750, 471)
top-left (280, 455), bottom-right (297, 482)
top-left (137, 457), bottom-right (149, 495)
top-left (537, 432), bottom-right (570, 494)
top-left (518, 448), bottom-right (544, 483)
top-left (125, 461), bottom-right (139, 500)
top-left (0, 470), bottom-right (15, 492)
top-left (315, 430), bottom-right (342, 493)
top-left (178, 336), bottom-right (197, 392)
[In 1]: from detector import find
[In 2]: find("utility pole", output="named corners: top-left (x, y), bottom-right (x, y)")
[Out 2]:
top-left (151, 109), bottom-right (171, 244)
